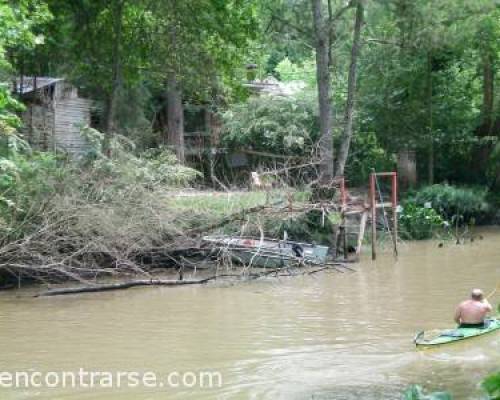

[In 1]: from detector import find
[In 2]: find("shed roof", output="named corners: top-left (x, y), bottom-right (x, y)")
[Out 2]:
top-left (13, 77), bottom-right (64, 94)
top-left (244, 76), bottom-right (306, 97)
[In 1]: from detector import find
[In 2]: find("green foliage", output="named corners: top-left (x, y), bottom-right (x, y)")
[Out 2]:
top-left (482, 371), bottom-right (500, 400)
top-left (0, 146), bottom-right (67, 238)
top-left (411, 185), bottom-right (491, 224)
top-left (275, 55), bottom-right (316, 87)
top-left (402, 385), bottom-right (452, 400)
top-left (222, 94), bottom-right (318, 155)
top-left (399, 202), bottom-right (445, 240)
top-left (0, 1), bottom-right (51, 133)
top-left (402, 371), bottom-right (500, 400)
top-left (344, 131), bottom-right (396, 186)
top-left (354, 0), bottom-right (498, 185)
top-left (140, 147), bottom-right (202, 187)
top-left (0, 84), bottom-right (24, 134)
top-left (80, 127), bottom-right (201, 189)
top-left (0, 125), bottom-right (199, 240)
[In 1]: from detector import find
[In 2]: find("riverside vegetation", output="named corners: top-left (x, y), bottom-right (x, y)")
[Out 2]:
top-left (1, 0), bottom-right (500, 287)
top-left (0, 126), bottom-right (336, 286)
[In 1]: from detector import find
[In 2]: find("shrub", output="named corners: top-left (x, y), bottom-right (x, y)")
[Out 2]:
top-left (0, 127), bottom-right (201, 243)
top-left (221, 95), bottom-right (319, 155)
top-left (399, 202), bottom-right (445, 240)
top-left (80, 127), bottom-right (200, 190)
top-left (411, 184), bottom-right (492, 225)
top-left (0, 135), bottom-right (70, 239)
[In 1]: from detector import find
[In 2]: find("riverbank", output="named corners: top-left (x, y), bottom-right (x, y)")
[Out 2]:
top-left (1, 182), bottom-right (497, 291)
top-left (0, 187), bottom-right (338, 289)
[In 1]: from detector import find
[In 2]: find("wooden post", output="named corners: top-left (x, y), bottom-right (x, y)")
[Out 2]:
top-left (335, 225), bottom-right (342, 259)
top-left (356, 211), bottom-right (368, 256)
top-left (340, 176), bottom-right (347, 210)
top-left (370, 173), bottom-right (377, 260)
top-left (391, 172), bottom-right (398, 257)
top-left (342, 225), bottom-right (348, 260)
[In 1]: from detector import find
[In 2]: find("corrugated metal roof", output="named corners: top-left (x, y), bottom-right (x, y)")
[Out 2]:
top-left (13, 76), bottom-right (64, 94)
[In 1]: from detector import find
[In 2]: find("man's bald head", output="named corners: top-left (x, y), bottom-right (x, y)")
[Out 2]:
top-left (471, 288), bottom-right (484, 301)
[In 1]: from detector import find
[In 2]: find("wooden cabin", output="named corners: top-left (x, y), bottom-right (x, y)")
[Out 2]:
top-left (13, 77), bottom-right (93, 156)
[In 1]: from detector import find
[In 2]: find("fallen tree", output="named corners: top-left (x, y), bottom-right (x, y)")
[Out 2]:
top-left (0, 131), bottom-right (350, 288)
top-left (34, 263), bottom-right (355, 297)
top-left (35, 277), bottom-right (218, 297)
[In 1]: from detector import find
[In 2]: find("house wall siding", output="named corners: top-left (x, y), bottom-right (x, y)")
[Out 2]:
top-left (54, 97), bottom-right (92, 155)
top-left (19, 80), bottom-right (92, 157)
top-left (22, 104), bottom-right (55, 150)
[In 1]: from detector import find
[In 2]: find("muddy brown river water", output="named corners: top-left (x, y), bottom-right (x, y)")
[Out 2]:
top-left (0, 229), bottom-right (499, 399)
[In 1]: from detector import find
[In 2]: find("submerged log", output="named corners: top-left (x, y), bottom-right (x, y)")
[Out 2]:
top-left (35, 277), bottom-right (218, 297)
top-left (34, 262), bottom-right (355, 297)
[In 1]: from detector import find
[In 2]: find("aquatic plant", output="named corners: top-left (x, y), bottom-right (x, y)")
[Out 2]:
top-left (403, 370), bottom-right (500, 400)
top-left (402, 385), bottom-right (452, 400)
top-left (482, 371), bottom-right (500, 400)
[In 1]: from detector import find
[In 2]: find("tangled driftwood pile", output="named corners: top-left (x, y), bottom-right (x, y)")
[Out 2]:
top-left (0, 180), bottom-right (355, 296)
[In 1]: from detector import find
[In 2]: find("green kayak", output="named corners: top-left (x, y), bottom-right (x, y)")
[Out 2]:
top-left (414, 317), bottom-right (500, 348)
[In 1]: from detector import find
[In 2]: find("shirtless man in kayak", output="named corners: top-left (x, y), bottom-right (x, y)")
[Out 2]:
top-left (454, 289), bottom-right (492, 328)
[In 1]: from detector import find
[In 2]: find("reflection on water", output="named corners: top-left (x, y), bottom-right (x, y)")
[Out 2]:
top-left (0, 229), bottom-right (499, 399)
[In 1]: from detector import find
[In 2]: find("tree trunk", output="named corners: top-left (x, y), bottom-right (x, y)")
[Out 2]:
top-left (397, 149), bottom-right (417, 190)
top-left (481, 52), bottom-right (494, 133)
top-left (335, 0), bottom-right (364, 178)
top-left (36, 277), bottom-right (219, 297)
top-left (327, 0), bottom-right (334, 68)
top-left (165, 17), bottom-right (185, 163)
top-left (427, 52), bottom-right (434, 184)
top-left (106, 0), bottom-right (124, 138)
top-left (311, 0), bottom-right (334, 183)
top-left (166, 71), bottom-right (185, 163)
top-left (474, 49), bottom-right (495, 180)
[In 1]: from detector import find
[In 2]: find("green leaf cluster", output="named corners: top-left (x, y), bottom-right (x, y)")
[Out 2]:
top-left (275, 55), bottom-right (316, 88)
top-left (399, 202), bottom-right (445, 240)
top-left (402, 385), bottom-right (451, 400)
top-left (80, 126), bottom-right (200, 190)
top-left (410, 184), bottom-right (492, 224)
top-left (482, 371), bottom-right (500, 400)
top-left (402, 385), bottom-right (452, 400)
top-left (222, 94), bottom-right (319, 155)
top-left (0, 1), bottom-right (51, 133)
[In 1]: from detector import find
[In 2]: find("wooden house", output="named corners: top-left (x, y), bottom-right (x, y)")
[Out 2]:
top-left (13, 77), bottom-right (93, 156)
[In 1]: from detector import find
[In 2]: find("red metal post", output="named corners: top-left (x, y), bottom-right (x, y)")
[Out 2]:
top-left (391, 172), bottom-right (398, 257)
top-left (391, 172), bottom-right (398, 208)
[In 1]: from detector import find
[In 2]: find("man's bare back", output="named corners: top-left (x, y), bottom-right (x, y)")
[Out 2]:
top-left (454, 289), bottom-right (492, 326)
